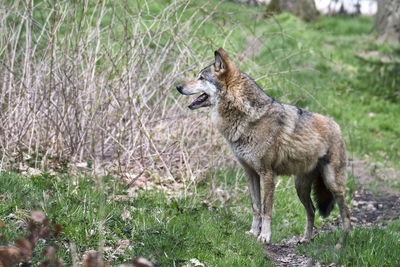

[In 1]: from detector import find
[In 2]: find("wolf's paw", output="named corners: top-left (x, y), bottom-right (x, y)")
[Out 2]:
top-left (257, 233), bottom-right (270, 244)
top-left (245, 229), bottom-right (260, 238)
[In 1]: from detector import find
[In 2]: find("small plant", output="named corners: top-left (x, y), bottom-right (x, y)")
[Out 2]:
top-left (0, 210), bottom-right (154, 267)
top-left (81, 250), bottom-right (153, 267)
top-left (0, 210), bottom-right (63, 266)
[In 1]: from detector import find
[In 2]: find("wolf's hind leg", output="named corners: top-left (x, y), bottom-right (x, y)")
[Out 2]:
top-left (240, 161), bottom-right (261, 237)
top-left (322, 163), bottom-right (351, 234)
top-left (294, 172), bottom-right (316, 243)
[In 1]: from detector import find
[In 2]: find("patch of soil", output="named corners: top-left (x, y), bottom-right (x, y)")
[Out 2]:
top-left (350, 189), bottom-right (400, 227)
top-left (349, 158), bottom-right (400, 195)
top-left (265, 241), bottom-right (315, 267)
top-left (265, 189), bottom-right (400, 266)
top-left (264, 159), bottom-right (400, 267)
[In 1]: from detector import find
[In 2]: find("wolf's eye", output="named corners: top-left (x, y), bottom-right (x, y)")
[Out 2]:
top-left (199, 76), bottom-right (204, 80)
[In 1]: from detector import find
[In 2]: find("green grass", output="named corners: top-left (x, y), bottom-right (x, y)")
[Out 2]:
top-left (131, 193), bottom-right (269, 266)
top-left (0, 171), bottom-right (271, 266)
top-left (0, 168), bottom-right (358, 266)
top-left (298, 220), bottom-right (400, 266)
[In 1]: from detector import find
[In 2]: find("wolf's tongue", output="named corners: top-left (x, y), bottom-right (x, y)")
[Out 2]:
top-left (192, 93), bottom-right (207, 104)
top-left (188, 93), bottom-right (208, 109)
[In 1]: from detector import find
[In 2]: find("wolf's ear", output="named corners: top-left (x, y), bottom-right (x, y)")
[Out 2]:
top-left (214, 50), bottom-right (224, 72)
top-left (214, 48), bottom-right (230, 72)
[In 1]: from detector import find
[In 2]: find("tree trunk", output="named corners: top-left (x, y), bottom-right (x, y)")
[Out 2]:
top-left (266, 0), bottom-right (319, 22)
top-left (373, 0), bottom-right (400, 44)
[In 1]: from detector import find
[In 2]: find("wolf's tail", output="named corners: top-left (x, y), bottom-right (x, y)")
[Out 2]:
top-left (313, 174), bottom-right (335, 217)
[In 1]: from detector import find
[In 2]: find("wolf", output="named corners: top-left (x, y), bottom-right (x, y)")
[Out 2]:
top-left (176, 48), bottom-right (351, 244)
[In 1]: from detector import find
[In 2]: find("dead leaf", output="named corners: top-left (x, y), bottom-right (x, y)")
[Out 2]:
top-left (0, 245), bottom-right (23, 266)
top-left (133, 257), bottom-right (153, 267)
top-left (31, 211), bottom-right (46, 224)
top-left (374, 131), bottom-right (381, 138)
top-left (82, 250), bottom-right (108, 267)
top-left (15, 239), bottom-right (32, 258)
top-left (121, 210), bottom-right (131, 221)
top-left (190, 258), bottom-right (205, 267)
top-left (117, 240), bottom-right (130, 249)
top-left (43, 246), bottom-right (56, 260)
top-left (110, 195), bottom-right (132, 202)
top-left (53, 224), bottom-right (63, 237)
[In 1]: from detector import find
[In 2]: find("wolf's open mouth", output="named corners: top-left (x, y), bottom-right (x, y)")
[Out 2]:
top-left (188, 93), bottom-right (210, 110)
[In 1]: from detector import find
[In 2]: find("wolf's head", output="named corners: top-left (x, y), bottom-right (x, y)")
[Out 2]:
top-left (176, 48), bottom-right (239, 110)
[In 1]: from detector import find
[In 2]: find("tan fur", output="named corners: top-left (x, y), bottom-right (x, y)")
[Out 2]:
top-left (177, 48), bottom-right (352, 243)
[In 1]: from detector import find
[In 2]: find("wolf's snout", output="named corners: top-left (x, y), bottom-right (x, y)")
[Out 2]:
top-left (176, 84), bottom-right (184, 94)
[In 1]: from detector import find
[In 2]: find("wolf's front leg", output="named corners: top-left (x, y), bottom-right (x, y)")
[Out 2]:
top-left (241, 161), bottom-right (262, 237)
top-left (258, 171), bottom-right (275, 244)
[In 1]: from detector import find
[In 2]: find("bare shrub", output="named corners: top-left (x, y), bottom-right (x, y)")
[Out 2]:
top-left (0, 0), bottom-right (232, 184)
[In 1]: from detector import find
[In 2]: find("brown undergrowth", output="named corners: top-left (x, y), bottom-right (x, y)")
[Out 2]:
top-left (0, 0), bottom-right (232, 187)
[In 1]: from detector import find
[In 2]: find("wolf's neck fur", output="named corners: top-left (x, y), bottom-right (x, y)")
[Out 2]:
top-left (214, 72), bottom-right (277, 142)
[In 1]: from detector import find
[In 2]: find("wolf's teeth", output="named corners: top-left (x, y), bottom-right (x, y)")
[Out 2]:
top-left (188, 93), bottom-right (210, 110)
top-left (191, 93), bottom-right (208, 105)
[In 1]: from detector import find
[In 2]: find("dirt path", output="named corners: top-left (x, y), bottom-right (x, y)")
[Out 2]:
top-left (264, 159), bottom-right (400, 267)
